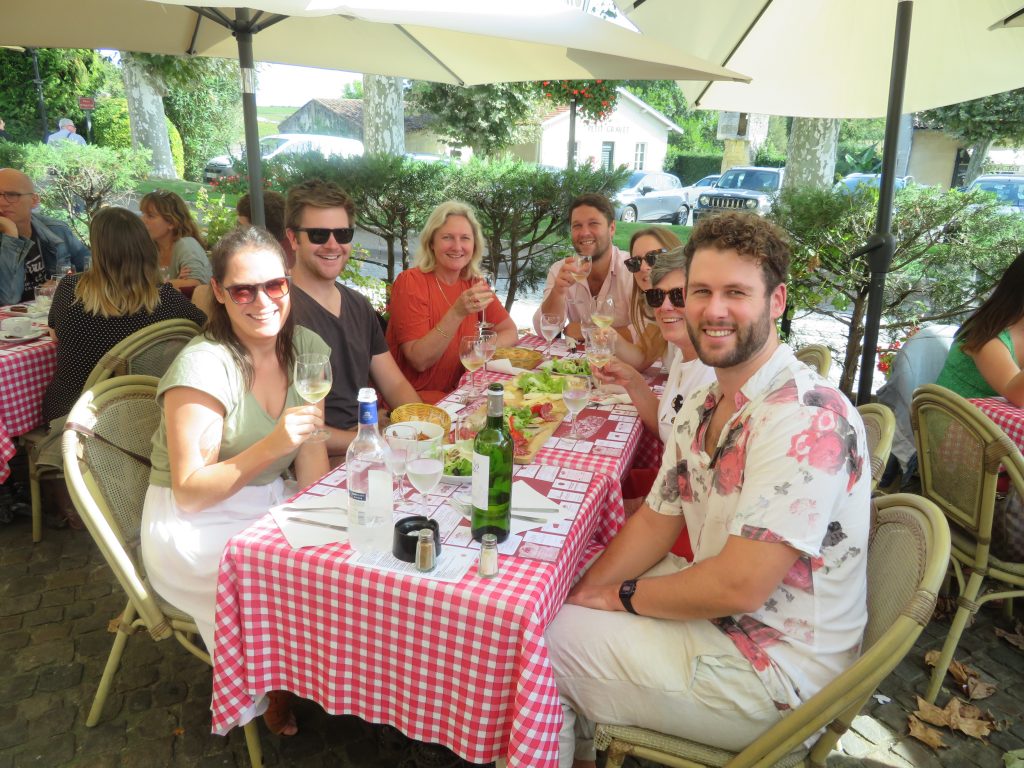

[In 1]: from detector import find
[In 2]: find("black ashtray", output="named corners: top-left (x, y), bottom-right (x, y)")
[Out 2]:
top-left (392, 516), bottom-right (441, 563)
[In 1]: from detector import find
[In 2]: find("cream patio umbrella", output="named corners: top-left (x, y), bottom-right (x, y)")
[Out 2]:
top-left (2, 0), bottom-right (748, 224)
top-left (615, 0), bottom-right (1024, 403)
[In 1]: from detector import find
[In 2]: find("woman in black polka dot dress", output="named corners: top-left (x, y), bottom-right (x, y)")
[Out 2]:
top-left (42, 207), bottom-right (207, 423)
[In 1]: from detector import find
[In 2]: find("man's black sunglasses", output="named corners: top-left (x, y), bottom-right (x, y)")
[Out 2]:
top-left (294, 227), bottom-right (354, 245)
top-left (644, 287), bottom-right (686, 309)
top-left (624, 249), bottom-right (665, 273)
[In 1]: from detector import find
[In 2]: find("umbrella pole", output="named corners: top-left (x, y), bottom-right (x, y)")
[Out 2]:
top-left (856, 0), bottom-right (912, 405)
top-left (235, 9), bottom-right (266, 228)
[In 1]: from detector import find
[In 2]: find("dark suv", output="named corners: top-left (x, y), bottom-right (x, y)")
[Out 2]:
top-left (692, 166), bottom-right (785, 223)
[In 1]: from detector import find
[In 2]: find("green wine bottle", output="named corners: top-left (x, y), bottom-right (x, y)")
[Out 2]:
top-left (471, 382), bottom-right (513, 542)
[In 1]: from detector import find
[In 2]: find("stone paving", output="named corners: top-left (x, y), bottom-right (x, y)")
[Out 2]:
top-left (1, 510), bottom-right (1022, 768)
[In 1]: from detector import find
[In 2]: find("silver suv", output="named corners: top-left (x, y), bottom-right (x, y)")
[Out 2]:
top-left (692, 166), bottom-right (784, 223)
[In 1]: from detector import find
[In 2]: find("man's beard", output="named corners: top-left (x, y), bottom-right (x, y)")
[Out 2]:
top-left (688, 302), bottom-right (773, 369)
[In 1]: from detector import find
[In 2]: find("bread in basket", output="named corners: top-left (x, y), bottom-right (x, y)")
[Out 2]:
top-left (390, 403), bottom-right (451, 436)
top-left (491, 347), bottom-right (543, 370)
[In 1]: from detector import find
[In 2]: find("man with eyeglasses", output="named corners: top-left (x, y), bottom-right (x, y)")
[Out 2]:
top-left (285, 178), bottom-right (419, 463)
top-left (546, 212), bottom-right (870, 768)
top-left (0, 168), bottom-right (90, 305)
top-left (46, 118), bottom-right (86, 146)
top-left (532, 193), bottom-right (633, 339)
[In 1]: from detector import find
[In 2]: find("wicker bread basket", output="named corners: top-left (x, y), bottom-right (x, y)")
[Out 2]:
top-left (492, 347), bottom-right (543, 370)
top-left (390, 403), bottom-right (452, 436)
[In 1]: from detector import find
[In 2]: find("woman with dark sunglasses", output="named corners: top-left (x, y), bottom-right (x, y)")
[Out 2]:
top-left (141, 227), bottom-right (330, 737)
top-left (594, 248), bottom-right (715, 550)
top-left (609, 227), bottom-right (681, 372)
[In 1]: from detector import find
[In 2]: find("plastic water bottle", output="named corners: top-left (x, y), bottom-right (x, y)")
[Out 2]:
top-left (346, 388), bottom-right (393, 553)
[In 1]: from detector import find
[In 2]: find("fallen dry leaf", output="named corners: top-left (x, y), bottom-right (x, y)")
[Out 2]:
top-left (913, 696), bottom-right (949, 728)
top-left (965, 676), bottom-right (996, 700)
top-left (994, 622), bottom-right (1024, 652)
top-left (913, 695), bottom-right (997, 742)
top-left (908, 715), bottom-right (949, 750)
top-left (923, 650), bottom-right (997, 699)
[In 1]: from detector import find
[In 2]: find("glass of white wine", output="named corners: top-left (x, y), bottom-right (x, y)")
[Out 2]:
top-left (406, 441), bottom-right (444, 515)
top-left (294, 353), bottom-right (332, 442)
top-left (587, 329), bottom-right (616, 394)
top-left (459, 335), bottom-right (486, 399)
top-left (384, 423), bottom-right (418, 501)
top-left (591, 296), bottom-right (615, 329)
top-left (540, 313), bottom-right (563, 360)
top-left (562, 375), bottom-right (591, 440)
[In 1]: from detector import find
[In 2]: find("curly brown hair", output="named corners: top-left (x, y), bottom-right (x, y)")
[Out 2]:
top-left (682, 212), bottom-right (790, 294)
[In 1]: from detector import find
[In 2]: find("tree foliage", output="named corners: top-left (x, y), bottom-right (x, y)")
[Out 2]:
top-left (538, 80), bottom-right (619, 122)
top-left (920, 88), bottom-right (1024, 146)
top-left (408, 81), bottom-right (539, 157)
top-left (770, 185), bottom-right (1024, 396)
top-left (0, 48), bottom-right (120, 143)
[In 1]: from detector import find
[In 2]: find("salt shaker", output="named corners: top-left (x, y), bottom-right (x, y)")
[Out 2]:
top-left (415, 528), bottom-right (436, 572)
top-left (478, 533), bottom-right (499, 578)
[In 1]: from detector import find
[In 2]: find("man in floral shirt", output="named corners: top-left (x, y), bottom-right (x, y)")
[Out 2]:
top-left (547, 212), bottom-right (870, 768)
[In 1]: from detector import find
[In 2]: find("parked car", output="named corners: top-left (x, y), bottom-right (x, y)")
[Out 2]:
top-left (204, 133), bottom-right (365, 183)
top-left (614, 171), bottom-right (689, 225)
top-left (963, 173), bottom-right (1024, 216)
top-left (691, 166), bottom-right (784, 223)
top-left (834, 172), bottom-right (911, 195)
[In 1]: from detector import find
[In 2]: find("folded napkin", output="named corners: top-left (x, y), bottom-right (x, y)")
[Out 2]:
top-left (486, 358), bottom-right (527, 375)
top-left (511, 481), bottom-right (560, 513)
top-left (270, 489), bottom-right (348, 514)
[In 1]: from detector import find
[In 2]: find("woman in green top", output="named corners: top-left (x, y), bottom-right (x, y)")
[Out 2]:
top-left (937, 251), bottom-right (1024, 404)
top-left (141, 226), bottom-right (328, 736)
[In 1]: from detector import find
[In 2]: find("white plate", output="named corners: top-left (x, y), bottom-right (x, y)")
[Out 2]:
top-left (0, 329), bottom-right (47, 343)
top-left (441, 472), bottom-right (472, 485)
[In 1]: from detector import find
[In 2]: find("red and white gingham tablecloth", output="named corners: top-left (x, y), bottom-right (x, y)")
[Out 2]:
top-left (0, 311), bottom-right (56, 482)
top-left (971, 397), bottom-right (1024, 453)
top-left (211, 468), bottom-right (619, 767)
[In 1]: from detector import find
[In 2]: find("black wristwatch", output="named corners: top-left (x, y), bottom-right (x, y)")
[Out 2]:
top-left (618, 579), bottom-right (639, 615)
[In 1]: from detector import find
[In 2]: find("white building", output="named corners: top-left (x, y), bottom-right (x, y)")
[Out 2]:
top-left (509, 88), bottom-right (680, 171)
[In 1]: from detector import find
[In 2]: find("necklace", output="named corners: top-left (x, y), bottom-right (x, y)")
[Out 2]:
top-left (434, 273), bottom-right (457, 309)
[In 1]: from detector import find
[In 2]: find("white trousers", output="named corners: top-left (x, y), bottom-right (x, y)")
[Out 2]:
top-left (546, 557), bottom-right (784, 767)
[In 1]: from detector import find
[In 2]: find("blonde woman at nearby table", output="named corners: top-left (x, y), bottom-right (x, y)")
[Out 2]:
top-left (937, 251), bottom-right (1024, 405)
top-left (386, 200), bottom-right (517, 403)
top-left (611, 227), bottom-right (683, 373)
top-left (42, 207), bottom-right (207, 425)
top-left (141, 226), bottom-right (328, 736)
top-left (139, 190), bottom-right (212, 289)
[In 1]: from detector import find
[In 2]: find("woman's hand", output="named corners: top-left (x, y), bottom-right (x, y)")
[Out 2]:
top-left (455, 281), bottom-right (494, 318)
top-left (269, 405), bottom-right (323, 452)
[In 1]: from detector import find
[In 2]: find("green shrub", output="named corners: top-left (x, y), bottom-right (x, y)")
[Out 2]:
top-left (665, 153), bottom-right (722, 184)
top-left (752, 145), bottom-right (787, 168)
top-left (92, 97), bottom-right (184, 178)
top-left (0, 141), bottom-right (29, 169)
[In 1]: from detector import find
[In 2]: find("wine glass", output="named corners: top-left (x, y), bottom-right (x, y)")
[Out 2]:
top-left (562, 375), bottom-right (591, 440)
top-left (456, 409), bottom-right (486, 454)
top-left (587, 329), bottom-right (616, 394)
top-left (479, 329), bottom-right (498, 369)
top-left (540, 313), bottom-right (563, 360)
top-left (591, 297), bottom-right (615, 329)
top-left (568, 254), bottom-right (592, 319)
top-left (459, 335), bottom-right (486, 399)
top-left (477, 269), bottom-right (495, 331)
top-left (406, 441), bottom-right (444, 515)
top-left (384, 423), bottom-right (418, 501)
top-left (293, 353), bottom-right (332, 442)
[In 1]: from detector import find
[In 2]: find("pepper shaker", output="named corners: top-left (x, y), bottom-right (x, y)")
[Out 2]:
top-left (478, 533), bottom-right (499, 578)
top-left (415, 528), bottom-right (436, 572)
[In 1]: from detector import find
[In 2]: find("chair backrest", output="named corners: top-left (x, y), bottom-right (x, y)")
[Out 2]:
top-left (729, 493), bottom-right (950, 767)
top-left (61, 375), bottom-right (173, 639)
top-left (794, 344), bottom-right (831, 377)
top-left (910, 383), bottom-right (1023, 561)
top-left (82, 319), bottom-right (201, 391)
top-left (857, 403), bottom-right (896, 491)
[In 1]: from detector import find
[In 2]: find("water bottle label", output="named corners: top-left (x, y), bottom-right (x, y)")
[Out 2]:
top-left (349, 490), bottom-right (367, 503)
top-left (358, 400), bottom-right (378, 426)
top-left (471, 452), bottom-right (490, 509)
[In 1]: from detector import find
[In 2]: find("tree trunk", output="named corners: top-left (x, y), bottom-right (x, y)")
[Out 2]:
top-left (121, 53), bottom-right (177, 180)
top-left (963, 138), bottom-right (993, 185)
top-left (363, 75), bottom-right (405, 156)
top-left (782, 118), bottom-right (840, 192)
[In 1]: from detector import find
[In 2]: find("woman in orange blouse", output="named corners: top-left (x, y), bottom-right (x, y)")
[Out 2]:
top-left (386, 201), bottom-right (518, 403)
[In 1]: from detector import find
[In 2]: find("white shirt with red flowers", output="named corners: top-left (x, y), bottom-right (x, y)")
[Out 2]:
top-left (647, 344), bottom-right (870, 713)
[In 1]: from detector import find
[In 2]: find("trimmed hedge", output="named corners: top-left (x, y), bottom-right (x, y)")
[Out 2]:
top-left (665, 153), bottom-right (723, 184)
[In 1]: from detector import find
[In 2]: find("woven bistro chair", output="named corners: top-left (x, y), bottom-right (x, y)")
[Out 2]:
top-left (61, 375), bottom-right (263, 767)
top-left (793, 344), bottom-right (831, 378)
top-left (857, 403), bottom-right (896, 492)
top-left (25, 318), bottom-right (201, 542)
top-left (910, 383), bottom-right (1024, 703)
top-left (595, 492), bottom-right (950, 768)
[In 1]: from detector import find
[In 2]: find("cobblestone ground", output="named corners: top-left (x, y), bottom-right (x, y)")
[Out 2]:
top-left (1, 513), bottom-right (1021, 768)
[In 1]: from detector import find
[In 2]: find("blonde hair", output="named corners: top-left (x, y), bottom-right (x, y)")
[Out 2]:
top-left (413, 200), bottom-right (485, 278)
top-left (627, 227), bottom-right (682, 362)
top-left (140, 190), bottom-right (206, 247)
top-left (75, 207), bottom-right (161, 317)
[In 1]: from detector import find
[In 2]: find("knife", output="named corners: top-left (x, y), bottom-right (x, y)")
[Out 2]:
top-left (289, 516), bottom-right (348, 532)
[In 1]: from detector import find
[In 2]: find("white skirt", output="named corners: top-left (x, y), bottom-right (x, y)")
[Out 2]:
top-left (140, 479), bottom-right (285, 654)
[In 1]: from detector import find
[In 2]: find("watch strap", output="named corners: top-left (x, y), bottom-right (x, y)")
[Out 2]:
top-left (618, 579), bottom-right (639, 615)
